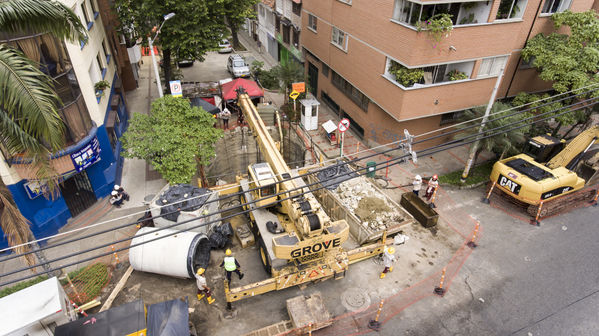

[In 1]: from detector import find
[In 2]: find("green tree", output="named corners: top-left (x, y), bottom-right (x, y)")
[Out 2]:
top-left (113, 0), bottom-right (227, 92)
top-left (457, 102), bottom-right (531, 164)
top-left (521, 10), bottom-right (599, 134)
top-left (223, 0), bottom-right (258, 49)
top-left (0, 0), bottom-right (86, 271)
top-left (121, 96), bottom-right (223, 186)
top-left (272, 61), bottom-right (306, 103)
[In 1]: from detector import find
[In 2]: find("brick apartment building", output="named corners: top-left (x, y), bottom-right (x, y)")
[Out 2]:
top-left (300, 0), bottom-right (595, 148)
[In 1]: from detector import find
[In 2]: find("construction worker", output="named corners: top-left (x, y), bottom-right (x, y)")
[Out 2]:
top-left (412, 175), bottom-right (422, 197)
top-left (425, 174), bottom-right (439, 201)
top-left (380, 246), bottom-right (396, 279)
top-left (220, 249), bottom-right (244, 283)
top-left (194, 268), bottom-right (215, 304)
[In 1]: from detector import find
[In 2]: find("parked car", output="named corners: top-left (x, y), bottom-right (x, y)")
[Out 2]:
top-left (227, 54), bottom-right (250, 78)
top-left (218, 39), bottom-right (232, 53)
top-left (177, 59), bottom-right (195, 67)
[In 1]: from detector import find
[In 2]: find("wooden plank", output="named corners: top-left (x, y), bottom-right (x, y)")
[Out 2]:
top-left (99, 265), bottom-right (133, 312)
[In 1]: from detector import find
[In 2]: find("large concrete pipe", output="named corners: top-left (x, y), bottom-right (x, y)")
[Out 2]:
top-left (129, 227), bottom-right (210, 278)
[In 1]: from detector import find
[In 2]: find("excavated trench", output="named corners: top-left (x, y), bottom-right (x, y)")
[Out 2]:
top-left (207, 125), bottom-right (306, 184)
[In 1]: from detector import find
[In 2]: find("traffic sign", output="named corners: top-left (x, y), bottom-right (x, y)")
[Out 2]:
top-left (292, 82), bottom-right (305, 93)
top-left (169, 80), bottom-right (182, 97)
top-left (289, 90), bottom-right (300, 100)
top-left (338, 118), bottom-right (350, 133)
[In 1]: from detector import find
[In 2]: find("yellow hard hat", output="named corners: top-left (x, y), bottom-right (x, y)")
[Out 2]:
top-left (225, 249), bottom-right (232, 256)
top-left (196, 268), bottom-right (205, 275)
top-left (387, 247), bottom-right (395, 254)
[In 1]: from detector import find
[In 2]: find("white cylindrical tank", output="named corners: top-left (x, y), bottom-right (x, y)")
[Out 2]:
top-left (129, 227), bottom-right (209, 279)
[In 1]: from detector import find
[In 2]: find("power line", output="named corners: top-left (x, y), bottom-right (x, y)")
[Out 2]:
top-left (2, 96), bottom-right (595, 286)
top-left (3, 91), bottom-right (596, 268)
top-left (5, 83), bottom-right (595, 254)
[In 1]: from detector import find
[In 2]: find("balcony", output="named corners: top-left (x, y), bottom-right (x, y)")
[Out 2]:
top-left (384, 58), bottom-right (475, 89)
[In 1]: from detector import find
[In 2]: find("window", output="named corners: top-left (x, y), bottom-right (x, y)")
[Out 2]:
top-left (97, 53), bottom-right (107, 79)
top-left (392, 0), bottom-right (461, 26)
top-left (385, 58), bottom-right (474, 87)
top-left (89, 59), bottom-right (101, 87)
top-left (89, 0), bottom-right (98, 16)
top-left (283, 25), bottom-right (290, 44)
top-left (541, 0), bottom-right (571, 13)
top-left (292, 2), bottom-right (301, 15)
top-left (477, 56), bottom-right (508, 78)
top-left (292, 30), bottom-right (299, 47)
top-left (80, 2), bottom-right (92, 29)
top-left (331, 70), bottom-right (370, 112)
top-left (275, 16), bottom-right (281, 33)
top-left (331, 27), bottom-right (347, 50)
top-left (308, 14), bottom-right (317, 31)
top-left (440, 111), bottom-right (464, 125)
top-left (496, 0), bottom-right (527, 20)
top-left (102, 39), bottom-right (110, 63)
top-left (322, 63), bottom-right (329, 78)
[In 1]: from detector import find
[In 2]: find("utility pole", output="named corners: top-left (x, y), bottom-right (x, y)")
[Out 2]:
top-left (148, 13), bottom-right (175, 98)
top-left (460, 67), bottom-right (505, 182)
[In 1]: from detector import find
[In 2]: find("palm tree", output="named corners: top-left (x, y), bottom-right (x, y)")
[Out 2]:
top-left (0, 0), bottom-right (86, 272)
top-left (456, 102), bottom-right (531, 165)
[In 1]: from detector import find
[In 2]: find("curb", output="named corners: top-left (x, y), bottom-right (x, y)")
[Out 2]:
top-left (456, 181), bottom-right (488, 190)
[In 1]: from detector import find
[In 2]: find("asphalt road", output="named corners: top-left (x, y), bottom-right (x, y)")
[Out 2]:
top-left (382, 187), bottom-right (599, 336)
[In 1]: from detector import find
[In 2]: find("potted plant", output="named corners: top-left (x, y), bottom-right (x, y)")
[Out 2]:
top-left (388, 61), bottom-right (424, 87)
top-left (94, 80), bottom-right (110, 97)
top-left (447, 69), bottom-right (469, 81)
top-left (416, 13), bottom-right (454, 46)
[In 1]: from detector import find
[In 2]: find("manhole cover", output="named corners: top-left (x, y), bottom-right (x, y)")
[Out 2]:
top-left (341, 287), bottom-right (371, 312)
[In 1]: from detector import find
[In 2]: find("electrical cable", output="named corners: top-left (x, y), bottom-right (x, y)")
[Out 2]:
top-left (2, 96), bottom-right (595, 286)
top-left (413, 81), bottom-right (599, 140)
top-left (5, 84), bottom-right (595, 253)
top-left (3, 92), bottom-right (597, 264)
top-left (413, 86), bottom-right (599, 145)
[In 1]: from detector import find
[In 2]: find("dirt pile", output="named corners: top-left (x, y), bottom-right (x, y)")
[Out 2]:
top-left (335, 176), bottom-right (403, 231)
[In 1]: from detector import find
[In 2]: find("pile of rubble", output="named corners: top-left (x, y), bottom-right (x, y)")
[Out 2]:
top-left (334, 176), bottom-right (403, 231)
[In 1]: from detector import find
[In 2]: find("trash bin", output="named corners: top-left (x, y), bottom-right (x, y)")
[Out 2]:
top-left (366, 161), bottom-right (376, 178)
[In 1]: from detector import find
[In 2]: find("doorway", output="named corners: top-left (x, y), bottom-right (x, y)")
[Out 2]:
top-left (308, 62), bottom-right (318, 96)
top-left (60, 171), bottom-right (97, 217)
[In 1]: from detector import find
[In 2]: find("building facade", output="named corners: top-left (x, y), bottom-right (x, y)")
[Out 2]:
top-left (275, 0), bottom-right (304, 64)
top-left (0, 0), bottom-right (129, 248)
top-left (300, 0), bottom-right (593, 148)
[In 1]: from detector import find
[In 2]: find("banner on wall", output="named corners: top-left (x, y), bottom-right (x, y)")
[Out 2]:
top-left (71, 136), bottom-right (101, 172)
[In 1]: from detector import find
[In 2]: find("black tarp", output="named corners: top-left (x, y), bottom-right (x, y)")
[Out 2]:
top-left (147, 298), bottom-right (189, 336)
top-left (190, 97), bottom-right (220, 115)
top-left (316, 161), bottom-right (358, 190)
top-left (158, 184), bottom-right (210, 222)
top-left (55, 300), bottom-right (146, 336)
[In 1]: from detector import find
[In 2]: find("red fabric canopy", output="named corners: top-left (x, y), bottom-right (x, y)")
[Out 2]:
top-left (221, 78), bottom-right (264, 101)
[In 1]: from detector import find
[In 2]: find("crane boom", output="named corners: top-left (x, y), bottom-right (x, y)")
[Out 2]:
top-left (236, 90), bottom-right (349, 262)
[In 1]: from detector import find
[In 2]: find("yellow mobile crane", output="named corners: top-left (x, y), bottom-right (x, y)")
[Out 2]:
top-left (489, 125), bottom-right (599, 217)
top-left (223, 90), bottom-right (386, 304)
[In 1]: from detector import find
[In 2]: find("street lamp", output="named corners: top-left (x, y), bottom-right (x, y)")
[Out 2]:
top-left (148, 12), bottom-right (175, 98)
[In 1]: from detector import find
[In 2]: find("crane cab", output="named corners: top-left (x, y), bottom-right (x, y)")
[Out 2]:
top-left (248, 162), bottom-right (278, 208)
top-left (523, 134), bottom-right (565, 163)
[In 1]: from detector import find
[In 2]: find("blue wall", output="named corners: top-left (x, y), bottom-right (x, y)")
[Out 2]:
top-left (0, 77), bottom-right (129, 250)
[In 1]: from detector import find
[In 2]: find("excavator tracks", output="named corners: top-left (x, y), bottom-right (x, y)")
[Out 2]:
top-left (490, 185), bottom-right (597, 219)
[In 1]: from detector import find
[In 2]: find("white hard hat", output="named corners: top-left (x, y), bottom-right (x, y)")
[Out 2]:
top-left (111, 190), bottom-right (118, 196)
top-left (114, 184), bottom-right (120, 190)
top-left (415, 175), bottom-right (422, 180)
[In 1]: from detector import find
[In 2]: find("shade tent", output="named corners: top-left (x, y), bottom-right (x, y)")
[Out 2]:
top-left (221, 78), bottom-right (264, 101)
top-left (189, 97), bottom-right (220, 115)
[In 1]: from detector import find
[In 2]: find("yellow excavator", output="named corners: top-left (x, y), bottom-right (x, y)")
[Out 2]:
top-left (222, 89), bottom-right (386, 304)
top-left (489, 125), bottom-right (599, 217)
